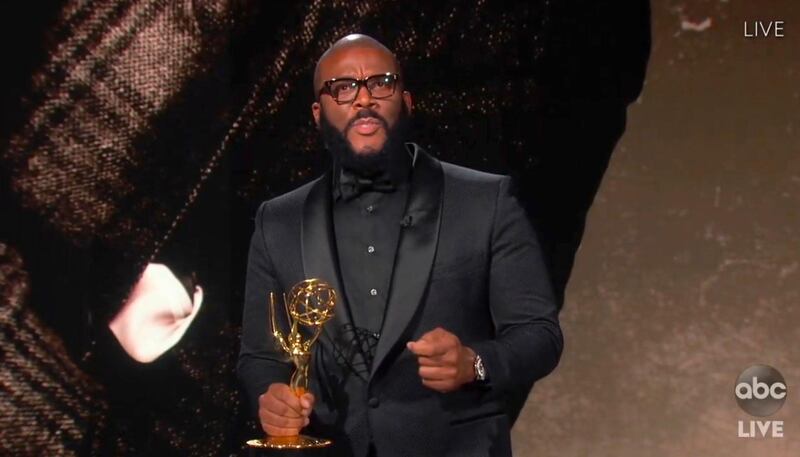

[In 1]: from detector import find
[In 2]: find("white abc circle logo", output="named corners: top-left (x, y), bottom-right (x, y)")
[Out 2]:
top-left (735, 365), bottom-right (787, 417)
top-left (736, 377), bottom-right (787, 400)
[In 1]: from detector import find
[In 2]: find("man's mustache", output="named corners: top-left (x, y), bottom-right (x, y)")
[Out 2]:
top-left (345, 109), bottom-right (389, 133)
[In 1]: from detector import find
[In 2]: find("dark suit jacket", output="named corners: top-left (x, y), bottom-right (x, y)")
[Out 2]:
top-left (238, 144), bottom-right (563, 457)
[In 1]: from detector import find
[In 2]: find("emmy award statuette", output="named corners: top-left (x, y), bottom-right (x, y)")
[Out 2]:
top-left (246, 279), bottom-right (337, 450)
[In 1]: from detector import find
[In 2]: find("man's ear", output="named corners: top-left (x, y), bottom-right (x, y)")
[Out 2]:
top-left (402, 90), bottom-right (414, 115)
top-left (311, 101), bottom-right (321, 129)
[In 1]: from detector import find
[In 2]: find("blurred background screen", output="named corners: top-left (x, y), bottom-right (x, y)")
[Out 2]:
top-left (0, 1), bottom-right (796, 456)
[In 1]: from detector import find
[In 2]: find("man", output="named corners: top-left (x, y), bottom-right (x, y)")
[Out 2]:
top-left (238, 34), bottom-right (563, 457)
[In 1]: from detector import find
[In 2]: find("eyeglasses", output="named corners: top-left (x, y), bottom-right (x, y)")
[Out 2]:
top-left (318, 73), bottom-right (400, 104)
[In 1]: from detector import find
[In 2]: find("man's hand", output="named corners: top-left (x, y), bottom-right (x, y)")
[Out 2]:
top-left (258, 383), bottom-right (315, 436)
top-left (407, 327), bottom-right (476, 393)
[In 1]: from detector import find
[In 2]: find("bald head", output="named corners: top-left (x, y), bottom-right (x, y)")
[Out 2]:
top-left (313, 34), bottom-right (401, 95)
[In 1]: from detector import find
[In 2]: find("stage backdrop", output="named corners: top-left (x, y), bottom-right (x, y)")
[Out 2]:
top-left (1, 1), bottom-right (795, 456)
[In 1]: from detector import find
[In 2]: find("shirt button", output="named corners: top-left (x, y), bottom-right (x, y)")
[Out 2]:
top-left (368, 397), bottom-right (380, 408)
top-left (367, 245), bottom-right (375, 254)
top-left (366, 205), bottom-right (375, 213)
top-left (370, 288), bottom-right (378, 296)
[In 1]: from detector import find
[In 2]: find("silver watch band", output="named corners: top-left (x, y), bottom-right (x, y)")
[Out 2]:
top-left (473, 353), bottom-right (486, 382)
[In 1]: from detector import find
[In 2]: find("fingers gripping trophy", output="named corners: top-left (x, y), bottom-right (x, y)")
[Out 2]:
top-left (247, 279), bottom-right (337, 450)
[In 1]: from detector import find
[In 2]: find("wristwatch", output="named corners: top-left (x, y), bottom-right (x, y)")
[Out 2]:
top-left (473, 353), bottom-right (487, 382)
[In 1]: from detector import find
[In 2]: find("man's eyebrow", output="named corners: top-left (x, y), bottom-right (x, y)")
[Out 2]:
top-left (323, 73), bottom-right (358, 80)
top-left (324, 70), bottom-right (396, 80)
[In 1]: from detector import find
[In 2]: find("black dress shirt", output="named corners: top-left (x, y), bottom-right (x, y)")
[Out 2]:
top-left (331, 147), bottom-right (413, 371)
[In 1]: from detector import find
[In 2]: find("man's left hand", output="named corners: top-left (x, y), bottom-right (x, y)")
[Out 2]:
top-left (407, 327), bottom-right (476, 393)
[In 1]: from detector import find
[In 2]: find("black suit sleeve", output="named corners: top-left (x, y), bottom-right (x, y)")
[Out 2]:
top-left (470, 176), bottom-right (564, 396)
top-left (237, 201), bottom-right (292, 417)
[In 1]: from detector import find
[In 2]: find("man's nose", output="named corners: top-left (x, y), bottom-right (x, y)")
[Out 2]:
top-left (352, 84), bottom-right (377, 109)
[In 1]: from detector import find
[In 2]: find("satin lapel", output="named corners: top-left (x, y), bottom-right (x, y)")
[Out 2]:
top-left (370, 147), bottom-right (444, 379)
top-left (301, 172), bottom-right (355, 356)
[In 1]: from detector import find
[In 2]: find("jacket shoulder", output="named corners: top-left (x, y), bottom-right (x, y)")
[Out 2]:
top-left (259, 176), bottom-right (321, 217)
top-left (439, 160), bottom-right (508, 187)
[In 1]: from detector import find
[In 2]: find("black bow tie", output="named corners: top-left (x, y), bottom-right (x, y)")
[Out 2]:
top-left (338, 171), bottom-right (396, 201)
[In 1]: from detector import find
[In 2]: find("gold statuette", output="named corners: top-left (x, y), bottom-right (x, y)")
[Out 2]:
top-left (246, 279), bottom-right (337, 450)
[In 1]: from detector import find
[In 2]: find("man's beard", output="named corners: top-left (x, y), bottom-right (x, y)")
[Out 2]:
top-left (319, 105), bottom-right (411, 177)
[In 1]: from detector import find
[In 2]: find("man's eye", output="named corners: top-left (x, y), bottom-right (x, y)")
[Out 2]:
top-left (367, 79), bottom-right (386, 91)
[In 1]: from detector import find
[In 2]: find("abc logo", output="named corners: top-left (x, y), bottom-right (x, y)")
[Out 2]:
top-left (735, 365), bottom-right (787, 417)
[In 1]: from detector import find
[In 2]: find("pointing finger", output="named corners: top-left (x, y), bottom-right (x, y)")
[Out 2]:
top-left (407, 340), bottom-right (445, 357)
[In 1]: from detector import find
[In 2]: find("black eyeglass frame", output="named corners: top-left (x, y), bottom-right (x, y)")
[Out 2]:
top-left (318, 72), bottom-right (401, 104)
